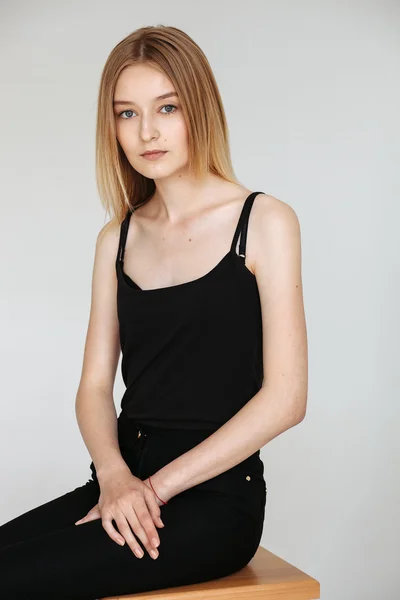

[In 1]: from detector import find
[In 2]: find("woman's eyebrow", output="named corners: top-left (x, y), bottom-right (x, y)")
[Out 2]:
top-left (113, 92), bottom-right (178, 106)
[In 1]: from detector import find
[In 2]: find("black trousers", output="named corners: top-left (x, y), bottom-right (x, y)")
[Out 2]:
top-left (0, 412), bottom-right (267, 600)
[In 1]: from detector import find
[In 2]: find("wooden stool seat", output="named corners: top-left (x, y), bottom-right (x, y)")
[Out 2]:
top-left (102, 545), bottom-right (320, 599)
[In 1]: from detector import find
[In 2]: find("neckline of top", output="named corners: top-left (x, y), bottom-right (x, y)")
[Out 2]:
top-left (116, 191), bottom-right (263, 294)
top-left (117, 249), bottom-right (256, 294)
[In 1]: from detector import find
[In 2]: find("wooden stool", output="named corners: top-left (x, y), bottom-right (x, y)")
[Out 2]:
top-left (102, 545), bottom-right (320, 599)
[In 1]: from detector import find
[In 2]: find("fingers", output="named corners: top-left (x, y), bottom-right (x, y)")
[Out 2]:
top-left (75, 504), bottom-right (100, 525)
top-left (94, 479), bottom-right (165, 558)
top-left (115, 508), bottom-right (159, 560)
top-left (101, 514), bottom-right (127, 548)
top-left (133, 502), bottom-right (160, 557)
top-left (102, 500), bottom-right (160, 560)
top-left (105, 506), bottom-right (158, 560)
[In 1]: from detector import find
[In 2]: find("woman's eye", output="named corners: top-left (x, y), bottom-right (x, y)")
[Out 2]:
top-left (160, 104), bottom-right (177, 114)
top-left (118, 109), bottom-right (134, 119)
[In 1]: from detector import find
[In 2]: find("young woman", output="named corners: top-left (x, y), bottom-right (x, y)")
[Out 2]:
top-left (0, 25), bottom-right (308, 599)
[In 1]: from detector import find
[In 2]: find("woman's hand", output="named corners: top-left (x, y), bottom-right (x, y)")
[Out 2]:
top-left (75, 468), bottom-right (165, 560)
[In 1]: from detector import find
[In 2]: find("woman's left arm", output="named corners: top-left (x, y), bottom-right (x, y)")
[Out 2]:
top-left (151, 197), bottom-right (308, 503)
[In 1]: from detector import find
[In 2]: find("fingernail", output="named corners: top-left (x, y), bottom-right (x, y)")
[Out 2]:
top-left (150, 549), bottom-right (158, 559)
top-left (118, 538), bottom-right (125, 546)
top-left (152, 537), bottom-right (159, 547)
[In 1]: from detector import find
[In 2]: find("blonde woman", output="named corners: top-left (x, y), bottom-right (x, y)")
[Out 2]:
top-left (0, 25), bottom-right (308, 599)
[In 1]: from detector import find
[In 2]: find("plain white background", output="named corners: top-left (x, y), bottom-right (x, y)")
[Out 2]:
top-left (1, 1), bottom-right (399, 599)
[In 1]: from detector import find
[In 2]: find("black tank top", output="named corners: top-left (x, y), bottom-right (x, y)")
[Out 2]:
top-left (115, 191), bottom-right (264, 431)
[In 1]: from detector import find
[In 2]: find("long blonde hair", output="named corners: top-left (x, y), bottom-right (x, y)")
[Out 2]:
top-left (96, 25), bottom-right (241, 224)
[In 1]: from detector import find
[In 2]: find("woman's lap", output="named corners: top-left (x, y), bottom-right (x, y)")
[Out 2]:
top-left (0, 478), bottom-right (99, 551)
top-left (0, 476), bottom-right (262, 600)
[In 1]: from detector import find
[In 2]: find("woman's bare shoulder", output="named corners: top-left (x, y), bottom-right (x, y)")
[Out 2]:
top-left (92, 216), bottom-right (124, 266)
top-left (97, 216), bottom-right (121, 244)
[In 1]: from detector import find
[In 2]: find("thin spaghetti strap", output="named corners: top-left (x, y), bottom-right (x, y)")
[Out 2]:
top-left (116, 199), bottom-right (155, 264)
top-left (117, 200), bottom-right (149, 264)
top-left (230, 191), bottom-right (264, 260)
top-left (117, 210), bottom-right (133, 264)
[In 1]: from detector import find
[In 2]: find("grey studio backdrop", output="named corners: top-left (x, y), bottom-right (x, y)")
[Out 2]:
top-left (0, 2), bottom-right (399, 599)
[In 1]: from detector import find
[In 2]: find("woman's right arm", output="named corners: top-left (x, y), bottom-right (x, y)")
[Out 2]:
top-left (74, 221), bottom-right (164, 560)
top-left (75, 218), bottom-right (129, 481)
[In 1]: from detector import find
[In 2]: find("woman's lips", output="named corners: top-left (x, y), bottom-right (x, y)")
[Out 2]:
top-left (141, 151), bottom-right (168, 161)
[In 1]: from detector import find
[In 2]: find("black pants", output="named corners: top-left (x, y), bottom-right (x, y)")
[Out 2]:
top-left (0, 412), bottom-right (267, 600)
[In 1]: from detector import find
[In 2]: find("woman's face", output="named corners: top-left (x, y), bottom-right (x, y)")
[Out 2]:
top-left (113, 63), bottom-right (189, 180)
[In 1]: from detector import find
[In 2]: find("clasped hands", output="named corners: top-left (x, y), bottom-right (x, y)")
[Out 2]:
top-left (75, 467), bottom-right (171, 560)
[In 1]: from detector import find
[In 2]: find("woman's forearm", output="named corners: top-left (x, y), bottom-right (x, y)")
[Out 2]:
top-left (152, 385), bottom-right (306, 502)
top-left (75, 385), bottom-right (129, 482)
